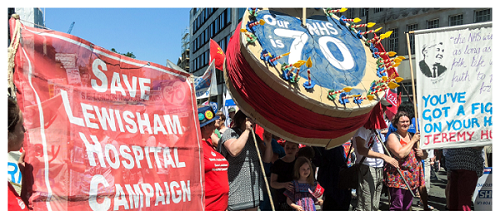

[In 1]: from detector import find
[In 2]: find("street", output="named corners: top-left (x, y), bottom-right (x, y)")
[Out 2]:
top-left (348, 167), bottom-right (449, 211)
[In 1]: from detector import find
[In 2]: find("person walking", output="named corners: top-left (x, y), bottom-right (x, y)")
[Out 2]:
top-left (384, 111), bottom-right (427, 211)
top-left (217, 110), bottom-right (273, 211)
top-left (314, 143), bottom-right (352, 211)
top-left (198, 106), bottom-right (230, 211)
top-left (446, 147), bottom-right (484, 211)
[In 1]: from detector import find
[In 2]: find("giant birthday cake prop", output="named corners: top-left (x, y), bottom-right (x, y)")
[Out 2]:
top-left (224, 8), bottom-right (403, 148)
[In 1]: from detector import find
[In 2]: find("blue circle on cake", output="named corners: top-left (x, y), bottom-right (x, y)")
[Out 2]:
top-left (252, 11), bottom-right (366, 91)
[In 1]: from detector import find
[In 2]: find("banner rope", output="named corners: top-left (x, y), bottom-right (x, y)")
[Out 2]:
top-left (8, 14), bottom-right (22, 99)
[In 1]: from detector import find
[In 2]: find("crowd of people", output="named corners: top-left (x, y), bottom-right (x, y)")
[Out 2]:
top-left (7, 97), bottom-right (488, 211)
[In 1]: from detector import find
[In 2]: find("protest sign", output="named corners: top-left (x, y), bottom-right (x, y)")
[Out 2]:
top-left (194, 60), bottom-right (217, 99)
top-left (472, 167), bottom-right (492, 211)
top-left (414, 22), bottom-right (492, 149)
top-left (10, 17), bottom-right (204, 211)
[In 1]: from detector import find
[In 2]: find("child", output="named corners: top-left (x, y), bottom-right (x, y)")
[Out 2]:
top-left (284, 157), bottom-right (324, 211)
top-left (270, 141), bottom-right (300, 210)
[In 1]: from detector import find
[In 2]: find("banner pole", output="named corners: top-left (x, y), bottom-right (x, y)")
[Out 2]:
top-left (251, 129), bottom-right (275, 211)
top-left (405, 31), bottom-right (419, 132)
top-left (374, 131), bottom-right (417, 198)
top-left (8, 14), bottom-right (22, 99)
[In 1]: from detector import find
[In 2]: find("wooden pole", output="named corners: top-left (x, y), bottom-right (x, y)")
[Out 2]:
top-left (374, 131), bottom-right (417, 198)
top-left (405, 31), bottom-right (419, 132)
top-left (302, 8), bottom-right (306, 27)
top-left (251, 129), bottom-right (275, 211)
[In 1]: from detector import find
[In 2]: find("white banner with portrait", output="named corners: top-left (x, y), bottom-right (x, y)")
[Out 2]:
top-left (414, 22), bottom-right (492, 150)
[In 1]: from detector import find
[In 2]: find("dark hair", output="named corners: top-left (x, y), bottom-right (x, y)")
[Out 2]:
top-left (397, 101), bottom-right (415, 119)
top-left (231, 110), bottom-right (247, 130)
top-left (216, 111), bottom-right (226, 122)
top-left (297, 146), bottom-right (315, 160)
top-left (8, 97), bottom-right (20, 133)
top-left (293, 157), bottom-right (315, 185)
top-left (391, 111), bottom-right (411, 129)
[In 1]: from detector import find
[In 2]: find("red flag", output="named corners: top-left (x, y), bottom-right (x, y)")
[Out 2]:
top-left (384, 90), bottom-right (398, 120)
top-left (363, 103), bottom-right (388, 130)
top-left (210, 39), bottom-right (225, 70)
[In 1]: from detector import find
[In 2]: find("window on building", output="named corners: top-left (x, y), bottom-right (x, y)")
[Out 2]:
top-left (220, 11), bottom-right (226, 30)
top-left (219, 38), bottom-right (226, 52)
top-left (211, 23), bottom-right (215, 38)
top-left (205, 28), bottom-right (210, 43)
top-left (346, 8), bottom-right (355, 19)
top-left (427, 19), bottom-right (439, 29)
top-left (406, 24), bottom-right (418, 54)
top-left (475, 9), bottom-right (492, 23)
top-left (226, 9), bottom-right (232, 26)
top-left (374, 8), bottom-right (384, 13)
top-left (449, 14), bottom-right (463, 26)
top-left (238, 8), bottom-right (246, 21)
top-left (215, 17), bottom-right (220, 34)
top-left (388, 28), bottom-right (399, 53)
top-left (206, 51), bottom-right (210, 66)
top-left (360, 8), bottom-right (369, 17)
top-left (193, 57), bottom-right (197, 71)
top-left (216, 69), bottom-right (224, 84)
top-left (201, 53), bottom-right (205, 67)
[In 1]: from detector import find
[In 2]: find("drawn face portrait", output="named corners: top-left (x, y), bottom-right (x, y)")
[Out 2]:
top-left (424, 43), bottom-right (444, 65)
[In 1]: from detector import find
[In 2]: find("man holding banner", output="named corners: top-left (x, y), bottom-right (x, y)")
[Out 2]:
top-left (414, 21), bottom-right (492, 211)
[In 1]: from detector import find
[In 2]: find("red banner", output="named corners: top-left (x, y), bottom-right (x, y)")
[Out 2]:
top-left (11, 18), bottom-right (204, 211)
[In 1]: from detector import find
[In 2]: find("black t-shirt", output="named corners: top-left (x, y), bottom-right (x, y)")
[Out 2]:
top-left (270, 158), bottom-right (296, 204)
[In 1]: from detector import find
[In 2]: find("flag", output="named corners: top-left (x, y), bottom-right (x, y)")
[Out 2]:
top-left (194, 60), bottom-right (217, 99)
top-left (210, 39), bottom-right (225, 70)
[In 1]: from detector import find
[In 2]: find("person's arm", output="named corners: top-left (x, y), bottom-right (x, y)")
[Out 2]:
top-left (386, 133), bottom-right (415, 159)
top-left (260, 130), bottom-right (273, 163)
top-left (355, 136), bottom-right (399, 168)
top-left (286, 197), bottom-right (303, 211)
top-left (414, 147), bottom-right (428, 160)
top-left (270, 173), bottom-right (293, 190)
top-left (211, 132), bottom-right (220, 147)
top-left (223, 119), bottom-right (253, 157)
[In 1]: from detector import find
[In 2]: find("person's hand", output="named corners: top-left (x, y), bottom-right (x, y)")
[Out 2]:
top-left (285, 182), bottom-right (293, 191)
top-left (315, 199), bottom-right (324, 206)
top-left (245, 118), bottom-right (253, 131)
top-left (263, 130), bottom-right (272, 144)
top-left (411, 132), bottom-right (420, 143)
top-left (385, 156), bottom-right (399, 169)
top-left (17, 151), bottom-right (26, 174)
top-left (415, 148), bottom-right (425, 158)
top-left (292, 204), bottom-right (303, 211)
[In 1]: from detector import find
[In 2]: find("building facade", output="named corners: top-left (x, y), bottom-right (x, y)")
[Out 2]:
top-left (350, 8), bottom-right (492, 102)
top-left (189, 8), bottom-right (247, 107)
top-left (8, 8), bottom-right (45, 45)
top-left (188, 8), bottom-right (492, 106)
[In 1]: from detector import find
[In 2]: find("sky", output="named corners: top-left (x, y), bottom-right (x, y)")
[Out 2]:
top-left (43, 8), bottom-right (191, 67)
